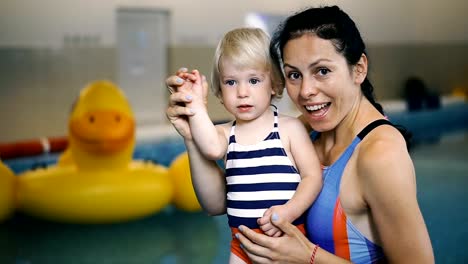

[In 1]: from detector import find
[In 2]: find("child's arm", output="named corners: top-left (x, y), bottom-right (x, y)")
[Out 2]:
top-left (283, 117), bottom-right (322, 218)
top-left (185, 139), bottom-right (227, 215)
top-left (172, 69), bottom-right (227, 215)
top-left (181, 70), bottom-right (228, 160)
top-left (259, 116), bottom-right (323, 236)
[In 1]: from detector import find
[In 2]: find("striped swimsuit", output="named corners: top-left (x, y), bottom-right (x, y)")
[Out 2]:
top-left (306, 119), bottom-right (390, 263)
top-left (225, 108), bottom-right (305, 263)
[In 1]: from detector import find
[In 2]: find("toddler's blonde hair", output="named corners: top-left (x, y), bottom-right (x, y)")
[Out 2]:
top-left (211, 27), bottom-right (284, 99)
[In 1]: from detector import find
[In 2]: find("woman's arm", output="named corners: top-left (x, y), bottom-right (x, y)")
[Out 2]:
top-left (359, 128), bottom-right (434, 263)
top-left (165, 69), bottom-right (227, 215)
top-left (238, 214), bottom-right (351, 264)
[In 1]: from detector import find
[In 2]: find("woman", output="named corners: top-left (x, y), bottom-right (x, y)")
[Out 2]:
top-left (165, 5), bottom-right (434, 264)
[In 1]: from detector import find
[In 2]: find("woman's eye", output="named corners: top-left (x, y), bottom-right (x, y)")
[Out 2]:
top-left (317, 68), bottom-right (330, 76)
top-left (287, 72), bottom-right (301, 80)
top-left (249, 78), bottom-right (260, 85)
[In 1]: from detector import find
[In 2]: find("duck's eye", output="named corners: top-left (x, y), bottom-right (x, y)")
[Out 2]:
top-left (89, 116), bottom-right (95, 123)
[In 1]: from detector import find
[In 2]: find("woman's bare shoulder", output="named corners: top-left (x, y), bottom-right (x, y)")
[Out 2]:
top-left (356, 123), bottom-right (414, 187)
top-left (359, 124), bottom-right (408, 157)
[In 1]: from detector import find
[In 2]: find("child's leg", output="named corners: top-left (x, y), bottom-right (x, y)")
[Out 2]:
top-left (229, 252), bottom-right (248, 264)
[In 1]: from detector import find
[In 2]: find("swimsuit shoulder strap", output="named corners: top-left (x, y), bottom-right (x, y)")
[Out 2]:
top-left (357, 119), bottom-right (393, 140)
top-left (272, 105), bottom-right (278, 129)
top-left (228, 121), bottom-right (236, 144)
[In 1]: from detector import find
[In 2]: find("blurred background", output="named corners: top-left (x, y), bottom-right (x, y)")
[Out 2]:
top-left (1, 0), bottom-right (467, 141)
top-left (1, 0), bottom-right (467, 263)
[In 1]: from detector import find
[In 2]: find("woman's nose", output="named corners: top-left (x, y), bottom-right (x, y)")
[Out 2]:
top-left (299, 78), bottom-right (318, 98)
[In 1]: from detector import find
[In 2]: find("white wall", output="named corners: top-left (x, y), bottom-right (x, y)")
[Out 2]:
top-left (0, 0), bottom-right (467, 142)
top-left (1, 0), bottom-right (467, 48)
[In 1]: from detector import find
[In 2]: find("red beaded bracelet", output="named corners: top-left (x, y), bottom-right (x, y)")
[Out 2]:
top-left (310, 244), bottom-right (320, 264)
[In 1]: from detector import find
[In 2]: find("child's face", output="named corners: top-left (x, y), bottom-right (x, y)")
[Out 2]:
top-left (219, 59), bottom-right (275, 122)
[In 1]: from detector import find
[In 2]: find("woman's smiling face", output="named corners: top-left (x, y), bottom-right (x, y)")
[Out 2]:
top-left (282, 34), bottom-right (363, 132)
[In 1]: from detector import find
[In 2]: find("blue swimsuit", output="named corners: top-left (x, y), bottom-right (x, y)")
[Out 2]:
top-left (306, 119), bottom-right (391, 264)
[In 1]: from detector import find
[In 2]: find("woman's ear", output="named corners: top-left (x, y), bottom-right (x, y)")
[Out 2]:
top-left (354, 54), bottom-right (368, 84)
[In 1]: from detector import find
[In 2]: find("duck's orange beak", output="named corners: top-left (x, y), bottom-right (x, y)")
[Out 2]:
top-left (69, 110), bottom-right (135, 154)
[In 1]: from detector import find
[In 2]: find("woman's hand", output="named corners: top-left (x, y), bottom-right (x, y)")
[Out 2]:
top-left (237, 213), bottom-right (314, 264)
top-left (165, 68), bottom-right (209, 140)
top-left (259, 205), bottom-right (295, 237)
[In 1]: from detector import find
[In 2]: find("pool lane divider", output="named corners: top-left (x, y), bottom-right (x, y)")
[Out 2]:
top-left (0, 137), bottom-right (68, 159)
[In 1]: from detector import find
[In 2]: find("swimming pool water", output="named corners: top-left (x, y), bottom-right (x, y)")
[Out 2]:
top-left (410, 133), bottom-right (468, 263)
top-left (1, 131), bottom-right (467, 263)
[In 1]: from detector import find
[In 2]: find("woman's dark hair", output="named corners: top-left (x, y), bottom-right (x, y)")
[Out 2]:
top-left (270, 5), bottom-right (412, 150)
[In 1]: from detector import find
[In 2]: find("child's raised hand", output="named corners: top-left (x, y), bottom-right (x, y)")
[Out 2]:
top-left (178, 70), bottom-right (207, 109)
top-left (175, 72), bottom-right (194, 94)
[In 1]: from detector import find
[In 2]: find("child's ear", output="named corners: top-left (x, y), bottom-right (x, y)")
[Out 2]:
top-left (354, 54), bottom-right (368, 84)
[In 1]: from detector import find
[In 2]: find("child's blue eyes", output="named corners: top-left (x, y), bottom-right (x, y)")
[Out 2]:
top-left (249, 79), bottom-right (260, 84)
top-left (223, 79), bottom-right (261, 86)
top-left (225, 80), bottom-right (236, 86)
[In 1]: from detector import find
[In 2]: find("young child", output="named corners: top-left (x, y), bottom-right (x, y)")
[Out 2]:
top-left (177, 28), bottom-right (322, 264)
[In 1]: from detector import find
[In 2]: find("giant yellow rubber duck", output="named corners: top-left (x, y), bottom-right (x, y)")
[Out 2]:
top-left (0, 160), bottom-right (15, 221)
top-left (14, 80), bottom-right (173, 224)
top-left (169, 152), bottom-right (202, 212)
